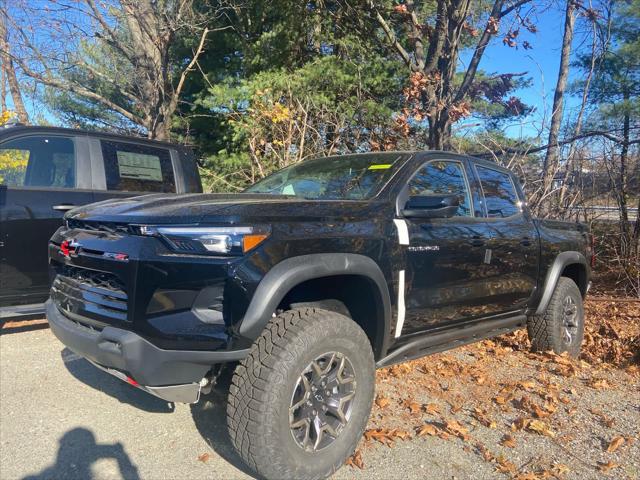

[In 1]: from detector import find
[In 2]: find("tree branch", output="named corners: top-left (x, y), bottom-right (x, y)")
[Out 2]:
top-left (368, 1), bottom-right (418, 71)
top-left (476, 128), bottom-right (640, 156)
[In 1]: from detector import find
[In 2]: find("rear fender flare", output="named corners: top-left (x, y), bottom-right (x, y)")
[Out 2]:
top-left (535, 251), bottom-right (588, 315)
top-left (238, 253), bottom-right (392, 358)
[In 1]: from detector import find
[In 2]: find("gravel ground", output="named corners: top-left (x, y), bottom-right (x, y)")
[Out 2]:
top-left (0, 312), bottom-right (638, 480)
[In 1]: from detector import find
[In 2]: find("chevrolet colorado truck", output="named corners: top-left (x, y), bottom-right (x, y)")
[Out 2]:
top-left (46, 151), bottom-right (592, 480)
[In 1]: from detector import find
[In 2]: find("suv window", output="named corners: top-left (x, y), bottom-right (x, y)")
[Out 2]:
top-left (0, 136), bottom-right (75, 188)
top-left (475, 165), bottom-right (520, 218)
top-left (101, 140), bottom-right (175, 193)
top-left (408, 160), bottom-right (472, 217)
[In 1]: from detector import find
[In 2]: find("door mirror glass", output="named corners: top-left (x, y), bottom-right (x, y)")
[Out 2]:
top-left (403, 194), bottom-right (460, 218)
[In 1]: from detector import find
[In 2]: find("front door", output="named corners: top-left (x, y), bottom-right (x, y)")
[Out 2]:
top-left (398, 159), bottom-right (490, 335)
top-left (0, 135), bottom-right (93, 306)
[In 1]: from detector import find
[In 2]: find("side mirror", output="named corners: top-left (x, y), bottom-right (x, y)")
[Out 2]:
top-left (402, 194), bottom-right (460, 219)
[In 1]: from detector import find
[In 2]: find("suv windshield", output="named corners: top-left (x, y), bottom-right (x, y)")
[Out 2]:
top-left (245, 154), bottom-right (407, 200)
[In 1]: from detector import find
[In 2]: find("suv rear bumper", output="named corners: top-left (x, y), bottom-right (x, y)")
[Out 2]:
top-left (46, 300), bottom-right (249, 403)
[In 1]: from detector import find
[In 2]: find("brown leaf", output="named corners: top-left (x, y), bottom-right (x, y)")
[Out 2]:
top-left (527, 419), bottom-right (555, 437)
top-left (364, 428), bottom-right (411, 446)
top-left (494, 395), bottom-right (508, 405)
top-left (588, 378), bottom-right (611, 390)
top-left (345, 449), bottom-right (365, 469)
top-left (500, 434), bottom-right (517, 448)
top-left (606, 436), bottom-right (625, 453)
top-left (551, 463), bottom-right (570, 476)
top-left (375, 395), bottom-right (390, 409)
top-left (416, 423), bottom-right (438, 437)
top-left (495, 455), bottom-right (517, 474)
top-left (597, 460), bottom-right (619, 473)
top-left (197, 453), bottom-right (211, 463)
top-left (445, 419), bottom-right (470, 441)
top-left (424, 403), bottom-right (441, 415)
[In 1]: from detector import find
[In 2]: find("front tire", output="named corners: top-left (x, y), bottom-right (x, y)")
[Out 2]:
top-left (227, 308), bottom-right (375, 480)
top-left (527, 277), bottom-right (585, 357)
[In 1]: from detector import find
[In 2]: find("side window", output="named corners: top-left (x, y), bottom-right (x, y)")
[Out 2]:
top-left (475, 165), bottom-right (520, 218)
top-left (101, 140), bottom-right (175, 193)
top-left (0, 136), bottom-right (75, 188)
top-left (408, 160), bottom-right (472, 217)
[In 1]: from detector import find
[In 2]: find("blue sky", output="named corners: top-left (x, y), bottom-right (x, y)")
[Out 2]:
top-left (8, 2), bottom-right (589, 141)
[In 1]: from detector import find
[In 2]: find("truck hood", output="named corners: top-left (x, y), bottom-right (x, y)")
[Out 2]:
top-left (67, 193), bottom-right (378, 225)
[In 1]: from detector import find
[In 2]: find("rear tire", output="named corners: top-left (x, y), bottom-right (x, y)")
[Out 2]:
top-left (527, 277), bottom-right (584, 357)
top-left (227, 308), bottom-right (375, 480)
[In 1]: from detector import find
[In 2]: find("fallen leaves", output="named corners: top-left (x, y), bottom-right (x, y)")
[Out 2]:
top-left (606, 435), bottom-right (625, 453)
top-left (375, 395), bottom-right (390, 409)
top-left (597, 460), bottom-right (619, 473)
top-left (345, 449), bottom-right (364, 469)
top-left (512, 417), bottom-right (555, 437)
top-left (500, 434), bottom-right (517, 448)
top-left (363, 428), bottom-right (410, 446)
top-left (444, 419), bottom-right (470, 441)
top-left (362, 298), bottom-right (638, 476)
top-left (197, 453), bottom-right (210, 463)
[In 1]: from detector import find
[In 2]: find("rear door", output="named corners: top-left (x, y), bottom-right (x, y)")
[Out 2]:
top-left (469, 163), bottom-right (538, 315)
top-left (0, 134), bottom-right (93, 306)
top-left (89, 138), bottom-right (179, 204)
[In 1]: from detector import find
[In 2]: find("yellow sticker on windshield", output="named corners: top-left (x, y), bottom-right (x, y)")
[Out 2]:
top-left (368, 164), bottom-right (392, 170)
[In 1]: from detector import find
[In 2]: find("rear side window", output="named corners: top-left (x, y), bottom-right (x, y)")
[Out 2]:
top-left (0, 136), bottom-right (75, 188)
top-left (475, 165), bottom-right (520, 218)
top-left (101, 140), bottom-right (175, 193)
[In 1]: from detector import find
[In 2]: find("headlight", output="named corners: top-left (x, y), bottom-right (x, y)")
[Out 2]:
top-left (141, 225), bottom-right (270, 255)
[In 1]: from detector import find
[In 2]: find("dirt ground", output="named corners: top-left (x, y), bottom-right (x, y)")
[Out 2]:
top-left (1, 298), bottom-right (638, 480)
top-left (348, 298), bottom-right (640, 480)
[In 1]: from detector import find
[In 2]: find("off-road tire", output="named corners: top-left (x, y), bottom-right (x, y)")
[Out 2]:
top-left (227, 307), bottom-right (375, 480)
top-left (527, 277), bottom-right (584, 357)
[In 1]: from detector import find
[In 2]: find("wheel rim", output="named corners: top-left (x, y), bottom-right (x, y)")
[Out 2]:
top-left (561, 295), bottom-right (579, 345)
top-left (289, 351), bottom-right (356, 452)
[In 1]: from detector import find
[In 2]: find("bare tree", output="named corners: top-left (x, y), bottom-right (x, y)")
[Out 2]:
top-left (0, 5), bottom-right (28, 123)
top-left (1, 0), bottom-right (223, 140)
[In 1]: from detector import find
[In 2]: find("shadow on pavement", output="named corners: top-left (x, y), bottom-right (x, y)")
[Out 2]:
top-left (21, 427), bottom-right (140, 480)
top-left (190, 368), bottom-right (256, 479)
top-left (61, 348), bottom-right (175, 414)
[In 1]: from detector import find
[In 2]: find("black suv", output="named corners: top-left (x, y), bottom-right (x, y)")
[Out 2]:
top-left (46, 151), bottom-right (591, 480)
top-left (0, 125), bottom-right (201, 317)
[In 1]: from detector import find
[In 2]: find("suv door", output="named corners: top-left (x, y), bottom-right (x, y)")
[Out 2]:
top-left (396, 158), bottom-right (489, 336)
top-left (469, 163), bottom-right (538, 315)
top-left (0, 134), bottom-right (93, 306)
top-left (90, 138), bottom-right (179, 204)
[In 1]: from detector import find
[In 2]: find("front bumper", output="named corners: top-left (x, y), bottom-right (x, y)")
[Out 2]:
top-left (46, 300), bottom-right (249, 403)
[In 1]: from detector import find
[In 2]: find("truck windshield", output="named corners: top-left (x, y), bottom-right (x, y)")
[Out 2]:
top-left (245, 154), bottom-right (407, 200)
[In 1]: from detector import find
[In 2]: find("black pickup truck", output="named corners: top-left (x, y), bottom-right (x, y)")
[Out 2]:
top-left (0, 125), bottom-right (201, 318)
top-left (45, 151), bottom-right (592, 480)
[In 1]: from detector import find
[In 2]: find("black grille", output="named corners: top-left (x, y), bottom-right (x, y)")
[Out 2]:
top-left (51, 265), bottom-right (129, 323)
top-left (66, 219), bottom-right (134, 235)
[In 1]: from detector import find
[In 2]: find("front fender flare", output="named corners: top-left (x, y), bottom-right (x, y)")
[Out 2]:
top-left (238, 253), bottom-right (392, 357)
top-left (535, 251), bottom-right (588, 315)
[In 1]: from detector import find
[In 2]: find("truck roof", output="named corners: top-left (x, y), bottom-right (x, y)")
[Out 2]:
top-left (0, 124), bottom-right (187, 150)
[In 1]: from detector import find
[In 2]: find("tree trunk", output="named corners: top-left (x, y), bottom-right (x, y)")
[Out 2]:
top-left (542, 0), bottom-right (575, 203)
top-left (618, 89), bottom-right (631, 257)
top-left (0, 10), bottom-right (28, 123)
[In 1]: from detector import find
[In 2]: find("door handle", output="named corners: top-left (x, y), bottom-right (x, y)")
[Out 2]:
top-left (470, 235), bottom-right (485, 247)
top-left (52, 204), bottom-right (75, 211)
top-left (520, 237), bottom-right (533, 247)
